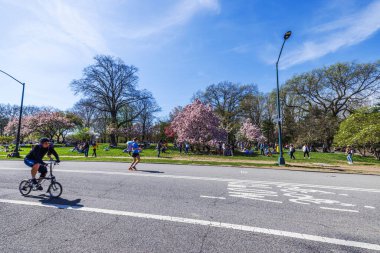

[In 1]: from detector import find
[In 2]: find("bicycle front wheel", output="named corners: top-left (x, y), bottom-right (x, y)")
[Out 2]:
top-left (48, 182), bottom-right (63, 198)
top-left (19, 180), bottom-right (32, 196)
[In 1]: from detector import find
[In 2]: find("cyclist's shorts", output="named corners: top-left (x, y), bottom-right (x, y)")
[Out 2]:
top-left (24, 158), bottom-right (37, 168)
top-left (132, 153), bottom-right (140, 158)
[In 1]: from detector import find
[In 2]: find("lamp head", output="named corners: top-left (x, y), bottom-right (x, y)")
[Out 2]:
top-left (284, 31), bottom-right (292, 40)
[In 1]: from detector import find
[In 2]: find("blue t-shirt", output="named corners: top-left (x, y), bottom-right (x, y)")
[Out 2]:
top-left (132, 142), bottom-right (140, 154)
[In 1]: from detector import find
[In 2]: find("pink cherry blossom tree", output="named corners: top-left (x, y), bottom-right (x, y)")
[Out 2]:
top-left (5, 111), bottom-right (75, 142)
top-left (171, 100), bottom-right (227, 151)
top-left (4, 116), bottom-right (33, 139)
top-left (238, 118), bottom-right (266, 148)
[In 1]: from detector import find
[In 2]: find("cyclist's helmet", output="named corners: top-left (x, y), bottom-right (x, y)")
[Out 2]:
top-left (39, 137), bottom-right (50, 144)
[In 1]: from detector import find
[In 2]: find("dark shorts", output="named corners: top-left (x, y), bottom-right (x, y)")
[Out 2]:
top-left (24, 158), bottom-right (37, 167)
top-left (132, 153), bottom-right (140, 158)
top-left (24, 159), bottom-right (47, 174)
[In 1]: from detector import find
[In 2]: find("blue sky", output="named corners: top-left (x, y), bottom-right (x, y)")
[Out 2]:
top-left (1, 0), bottom-right (380, 117)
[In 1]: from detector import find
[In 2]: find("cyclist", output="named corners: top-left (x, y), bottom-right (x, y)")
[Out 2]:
top-left (24, 137), bottom-right (60, 190)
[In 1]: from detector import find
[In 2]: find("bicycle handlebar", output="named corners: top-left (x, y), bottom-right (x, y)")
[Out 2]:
top-left (45, 160), bottom-right (60, 165)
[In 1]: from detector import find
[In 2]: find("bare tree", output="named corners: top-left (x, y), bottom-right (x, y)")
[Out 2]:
top-left (70, 55), bottom-right (152, 146)
top-left (72, 99), bottom-right (97, 128)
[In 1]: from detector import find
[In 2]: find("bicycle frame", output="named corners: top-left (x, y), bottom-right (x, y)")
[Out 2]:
top-left (37, 160), bottom-right (58, 185)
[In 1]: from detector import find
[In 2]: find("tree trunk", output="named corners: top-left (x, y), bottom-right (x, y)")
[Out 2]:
top-left (110, 111), bottom-right (118, 147)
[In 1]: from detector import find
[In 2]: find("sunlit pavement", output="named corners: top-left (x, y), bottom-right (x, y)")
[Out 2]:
top-left (0, 161), bottom-right (379, 252)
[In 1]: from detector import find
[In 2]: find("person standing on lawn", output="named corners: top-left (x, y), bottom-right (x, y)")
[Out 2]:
top-left (302, 144), bottom-right (310, 159)
top-left (92, 142), bottom-right (98, 157)
top-left (129, 138), bottom-right (141, 171)
top-left (156, 140), bottom-right (163, 157)
top-left (83, 141), bottom-right (89, 157)
top-left (289, 144), bottom-right (296, 160)
top-left (346, 146), bottom-right (354, 164)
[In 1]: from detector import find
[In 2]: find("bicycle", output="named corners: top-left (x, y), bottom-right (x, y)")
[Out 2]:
top-left (19, 160), bottom-right (63, 198)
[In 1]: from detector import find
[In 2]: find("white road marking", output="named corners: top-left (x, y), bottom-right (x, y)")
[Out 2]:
top-left (0, 198), bottom-right (379, 251)
top-left (1, 167), bottom-right (380, 193)
top-left (200, 195), bottom-right (226, 200)
top-left (320, 207), bottom-right (359, 213)
top-left (339, 194), bottom-right (349, 196)
top-left (228, 194), bottom-right (283, 203)
top-left (364, 206), bottom-right (376, 209)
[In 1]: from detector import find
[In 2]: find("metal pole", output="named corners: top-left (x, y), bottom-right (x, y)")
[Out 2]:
top-left (0, 69), bottom-right (25, 158)
top-left (276, 40), bottom-right (286, 166)
top-left (12, 83), bottom-right (25, 157)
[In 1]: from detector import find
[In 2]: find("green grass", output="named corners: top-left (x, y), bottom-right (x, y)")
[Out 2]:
top-left (1, 143), bottom-right (379, 169)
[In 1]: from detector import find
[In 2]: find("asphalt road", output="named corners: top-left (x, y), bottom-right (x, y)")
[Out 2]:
top-left (0, 161), bottom-right (379, 253)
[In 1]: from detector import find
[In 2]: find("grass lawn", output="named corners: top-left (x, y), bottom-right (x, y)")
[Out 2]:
top-left (1, 144), bottom-right (379, 174)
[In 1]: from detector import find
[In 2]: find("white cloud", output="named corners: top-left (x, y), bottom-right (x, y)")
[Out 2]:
top-left (281, 0), bottom-right (380, 68)
top-left (119, 0), bottom-right (221, 39)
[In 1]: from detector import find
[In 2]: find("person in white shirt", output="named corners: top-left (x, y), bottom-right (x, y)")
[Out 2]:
top-left (302, 144), bottom-right (310, 159)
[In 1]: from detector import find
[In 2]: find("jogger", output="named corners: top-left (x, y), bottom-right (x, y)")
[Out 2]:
top-left (129, 138), bottom-right (141, 171)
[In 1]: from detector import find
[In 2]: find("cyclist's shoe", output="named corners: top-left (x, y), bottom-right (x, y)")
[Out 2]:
top-left (31, 179), bottom-right (38, 190)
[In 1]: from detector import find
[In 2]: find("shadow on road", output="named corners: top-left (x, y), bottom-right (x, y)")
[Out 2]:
top-left (23, 195), bottom-right (83, 209)
top-left (136, 170), bottom-right (164, 174)
top-left (39, 198), bottom-right (83, 209)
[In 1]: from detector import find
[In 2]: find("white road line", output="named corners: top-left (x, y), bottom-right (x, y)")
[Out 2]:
top-left (364, 206), bottom-right (376, 209)
top-left (228, 194), bottom-right (283, 203)
top-left (200, 195), bottom-right (226, 200)
top-left (339, 194), bottom-right (349, 196)
top-left (0, 198), bottom-right (379, 251)
top-left (320, 207), bottom-right (359, 213)
top-left (1, 167), bottom-right (380, 193)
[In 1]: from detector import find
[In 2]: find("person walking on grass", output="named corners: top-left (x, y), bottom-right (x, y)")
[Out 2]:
top-left (83, 141), bottom-right (89, 157)
top-left (346, 146), bottom-right (354, 164)
top-left (289, 144), bottom-right (296, 160)
top-left (156, 140), bottom-right (163, 157)
top-left (302, 144), bottom-right (310, 159)
top-left (129, 138), bottom-right (141, 171)
top-left (92, 142), bottom-right (98, 157)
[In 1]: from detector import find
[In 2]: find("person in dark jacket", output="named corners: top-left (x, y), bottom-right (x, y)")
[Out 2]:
top-left (24, 137), bottom-right (60, 190)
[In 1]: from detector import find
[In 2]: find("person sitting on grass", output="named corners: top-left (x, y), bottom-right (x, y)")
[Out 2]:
top-left (267, 147), bottom-right (273, 157)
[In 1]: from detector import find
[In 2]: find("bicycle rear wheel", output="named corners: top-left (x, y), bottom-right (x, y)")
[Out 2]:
top-left (48, 182), bottom-right (62, 198)
top-left (19, 180), bottom-right (32, 196)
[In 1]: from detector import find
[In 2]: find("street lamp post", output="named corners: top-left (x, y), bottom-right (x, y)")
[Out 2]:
top-left (276, 31), bottom-right (292, 166)
top-left (0, 69), bottom-right (25, 158)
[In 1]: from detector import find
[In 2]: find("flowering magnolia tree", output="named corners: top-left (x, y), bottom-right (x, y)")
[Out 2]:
top-left (238, 119), bottom-right (266, 148)
top-left (171, 100), bottom-right (227, 149)
top-left (164, 125), bottom-right (175, 139)
top-left (5, 111), bottom-right (76, 142)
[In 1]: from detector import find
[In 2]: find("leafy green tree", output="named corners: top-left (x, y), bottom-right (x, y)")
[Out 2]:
top-left (334, 107), bottom-right (380, 159)
top-left (282, 61), bottom-right (380, 149)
